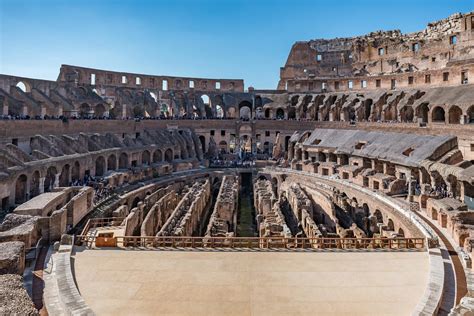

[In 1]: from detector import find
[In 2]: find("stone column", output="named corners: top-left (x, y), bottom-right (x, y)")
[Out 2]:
top-left (39, 177), bottom-right (45, 194)
top-left (54, 174), bottom-right (60, 188)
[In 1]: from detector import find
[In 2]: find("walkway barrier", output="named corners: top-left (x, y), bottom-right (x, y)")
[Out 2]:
top-left (79, 216), bottom-right (125, 236)
top-left (76, 235), bottom-right (425, 250)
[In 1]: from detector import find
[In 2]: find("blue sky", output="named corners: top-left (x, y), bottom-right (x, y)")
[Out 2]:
top-left (1, 0), bottom-right (473, 88)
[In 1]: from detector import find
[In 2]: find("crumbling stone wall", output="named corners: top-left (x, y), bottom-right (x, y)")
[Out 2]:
top-left (279, 11), bottom-right (474, 92)
top-left (157, 179), bottom-right (211, 236)
top-left (141, 190), bottom-right (182, 236)
top-left (254, 179), bottom-right (291, 237)
top-left (205, 175), bottom-right (239, 237)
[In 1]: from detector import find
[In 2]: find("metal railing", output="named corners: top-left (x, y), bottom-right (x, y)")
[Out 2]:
top-left (80, 217), bottom-right (125, 236)
top-left (76, 235), bottom-right (425, 251)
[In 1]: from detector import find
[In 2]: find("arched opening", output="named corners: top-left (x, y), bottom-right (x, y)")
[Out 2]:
top-left (142, 150), bottom-right (151, 166)
top-left (363, 99), bottom-right (373, 121)
top-left (219, 141), bottom-right (228, 154)
top-left (264, 108), bottom-right (270, 118)
top-left (276, 108), bottom-right (285, 119)
top-left (448, 105), bottom-right (462, 124)
top-left (387, 219), bottom-right (395, 231)
top-left (263, 141), bottom-right (271, 154)
top-left (153, 150), bottom-right (162, 163)
top-left (15, 174), bottom-right (28, 204)
top-left (44, 166), bottom-right (57, 192)
top-left (72, 161), bottom-right (80, 182)
top-left (161, 104), bottom-right (170, 117)
top-left (215, 105), bottom-right (224, 118)
top-left (398, 227), bottom-right (405, 237)
top-left (417, 103), bottom-right (429, 123)
top-left (201, 95), bottom-right (212, 117)
top-left (227, 107), bottom-right (236, 119)
top-left (467, 105), bottom-right (474, 124)
top-left (107, 154), bottom-right (117, 171)
top-left (165, 149), bottom-right (173, 163)
top-left (95, 156), bottom-right (106, 176)
top-left (199, 136), bottom-right (206, 153)
top-left (59, 164), bottom-right (70, 186)
top-left (239, 101), bottom-right (252, 120)
top-left (284, 136), bottom-right (291, 151)
top-left (373, 209), bottom-right (383, 223)
top-left (16, 81), bottom-right (31, 93)
top-left (399, 106), bottom-right (414, 122)
top-left (133, 106), bottom-right (144, 118)
top-left (432, 106), bottom-right (445, 123)
top-left (95, 104), bottom-right (106, 117)
top-left (362, 203), bottom-right (370, 217)
top-left (119, 153), bottom-right (129, 169)
top-left (79, 103), bottom-right (92, 118)
top-left (288, 107), bottom-right (296, 119)
top-left (30, 171), bottom-right (40, 198)
top-left (131, 197), bottom-right (140, 209)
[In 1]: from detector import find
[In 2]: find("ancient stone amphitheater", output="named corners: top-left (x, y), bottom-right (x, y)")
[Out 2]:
top-left (0, 11), bottom-right (473, 316)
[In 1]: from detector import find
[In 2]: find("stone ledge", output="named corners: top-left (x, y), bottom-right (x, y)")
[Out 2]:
top-left (43, 246), bottom-right (94, 315)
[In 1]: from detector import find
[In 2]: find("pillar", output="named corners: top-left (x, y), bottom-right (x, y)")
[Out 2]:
top-left (39, 177), bottom-right (45, 194)
top-left (54, 174), bottom-right (60, 188)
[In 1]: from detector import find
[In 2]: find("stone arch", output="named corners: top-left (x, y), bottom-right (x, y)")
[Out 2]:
top-left (72, 161), bottom-right (80, 182)
top-left (215, 104), bottom-right (224, 118)
top-left (373, 209), bottom-right (383, 223)
top-left (142, 150), bottom-right (151, 165)
top-left (219, 141), bottom-right (228, 154)
top-left (165, 148), bottom-right (173, 163)
top-left (239, 101), bottom-right (252, 120)
top-left (59, 164), bottom-right (70, 186)
top-left (153, 150), bottom-right (162, 163)
top-left (227, 106), bottom-right (236, 119)
top-left (16, 81), bottom-right (31, 93)
top-left (263, 141), bottom-right (271, 154)
top-left (133, 106), bottom-right (144, 118)
top-left (399, 106), bottom-right (414, 122)
top-left (107, 154), bottom-right (117, 171)
top-left (363, 99), bottom-right (373, 121)
top-left (362, 203), bottom-right (370, 217)
top-left (119, 153), bottom-right (129, 169)
top-left (44, 166), bottom-right (57, 192)
top-left (264, 108), bottom-right (271, 118)
top-left (198, 136), bottom-right (206, 153)
top-left (288, 107), bottom-right (296, 119)
top-left (95, 103), bottom-right (106, 117)
top-left (276, 108), bottom-right (285, 119)
top-left (30, 170), bottom-right (40, 198)
top-left (467, 105), bottom-right (474, 124)
top-left (95, 156), bottom-right (106, 176)
top-left (131, 197), bottom-right (140, 209)
top-left (79, 103), bottom-right (91, 118)
top-left (161, 104), bottom-right (170, 117)
top-left (431, 106), bottom-right (445, 123)
top-left (416, 103), bottom-right (429, 123)
top-left (448, 105), bottom-right (462, 124)
top-left (447, 174), bottom-right (459, 198)
top-left (201, 95), bottom-right (212, 117)
top-left (387, 219), bottom-right (395, 231)
top-left (398, 227), bottom-right (405, 237)
top-left (15, 174), bottom-right (28, 204)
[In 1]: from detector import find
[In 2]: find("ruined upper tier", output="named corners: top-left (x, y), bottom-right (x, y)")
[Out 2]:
top-left (279, 12), bottom-right (474, 92)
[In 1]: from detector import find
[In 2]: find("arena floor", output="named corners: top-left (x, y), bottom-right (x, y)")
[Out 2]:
top-left (73, 248), bottom-right (429, 316)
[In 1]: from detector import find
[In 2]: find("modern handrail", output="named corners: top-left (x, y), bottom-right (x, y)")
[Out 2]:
top-left (76, 235), bottom-right (425, 250)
